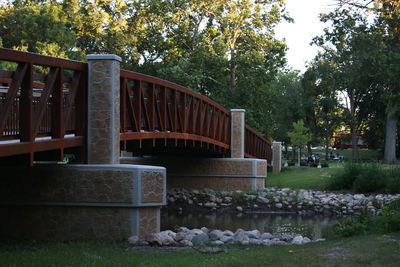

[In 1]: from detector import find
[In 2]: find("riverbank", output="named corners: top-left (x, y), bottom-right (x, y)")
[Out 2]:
top-left (166, 187), bottom-right (400, 217)
top-left (2, 233), bottom-right (400, 266)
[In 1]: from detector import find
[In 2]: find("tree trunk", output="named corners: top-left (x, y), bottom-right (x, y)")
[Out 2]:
top-left (325, 128), bottom-right (330, 161)
top-left (350, 90), bottom-right (359, 160)
top-left (292, 146), bottom-right (295, 161)
top-left (230, 48), bottom-right (236, 94)
top-left (307, 143), bottom-right (312, 156)
top-left (298, 147), bottom-right (301, 166)
top-left (384, 104), bottom-right (398, 164)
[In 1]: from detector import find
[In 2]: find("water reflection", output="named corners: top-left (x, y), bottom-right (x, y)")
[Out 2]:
top-left (161, 211), bottom-right (337, 239)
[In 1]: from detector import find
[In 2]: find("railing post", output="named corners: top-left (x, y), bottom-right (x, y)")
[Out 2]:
top-left (86, 54), bottom-right (121, 164)
top-left (230, 109), bottom-right (245, 158)
top-left (272, 141), bottom-right (282, 173)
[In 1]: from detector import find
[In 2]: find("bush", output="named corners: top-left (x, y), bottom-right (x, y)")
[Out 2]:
top-left (326, 162), bottom-right (361, 190)
top-left (287, 161), bottom-right (295, 166)
top-left (386, 167), bottom-right (400, 194)
top-left (334, 200), bottom-right (400, 237)
top-left (353, 163), bottom-right (386, 193)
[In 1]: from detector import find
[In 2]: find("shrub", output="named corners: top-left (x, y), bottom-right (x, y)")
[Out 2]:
top-left (334, 201), bottom-right (400, 237)
top-left (353, 163), bottom-right (386, 193)
top-left (325, 162), bottom-right (361, 190)
top-left (287, 161), bottom-right (295, 166)
top-left (386, 167), bottom-right (400, 194)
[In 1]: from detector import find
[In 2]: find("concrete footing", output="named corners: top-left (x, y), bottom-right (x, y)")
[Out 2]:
top-left (121, 157), bottom-right (267, 191)
top-left (0, 164), bottom-right (166, 240)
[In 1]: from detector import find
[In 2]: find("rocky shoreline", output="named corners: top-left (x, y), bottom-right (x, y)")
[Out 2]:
top-left (165, 187), bottom-right (400, 216)
top-left (128, 188), bottom-right (400, 248)
top-left (129, 227), bottom-right (323, 248)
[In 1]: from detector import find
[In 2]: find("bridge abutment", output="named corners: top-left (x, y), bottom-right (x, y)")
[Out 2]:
top-left (121, 157), bottom-right (266, 191)
top-left (0, 164), bottom-right (166, 240)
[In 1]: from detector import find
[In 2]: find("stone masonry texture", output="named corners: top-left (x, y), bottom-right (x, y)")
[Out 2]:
top-left (88, 59), bottom-right (120, 164)
top-left (1, 206), bottom-right (132, 241)
top-left (231, 111), bottom-right (244, 158)
top-left (141, 171), bottom-right (164, 203)
top-left (0, 165), bottom-right (165, 240)
top-left (139, 207), bottom-right (159, 237)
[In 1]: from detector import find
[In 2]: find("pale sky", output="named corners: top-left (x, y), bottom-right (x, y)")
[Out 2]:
top-left (276, 0), bottom-right (339, 73)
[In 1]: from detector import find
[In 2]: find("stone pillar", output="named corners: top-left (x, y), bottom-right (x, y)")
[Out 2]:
top-left (230, 109), bottom-right (245, 158)
top-left (86, 54), bottom-right (121, 164)
top-left (272, 142), bottom-right (282, 173)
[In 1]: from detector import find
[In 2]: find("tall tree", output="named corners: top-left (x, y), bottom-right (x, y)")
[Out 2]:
top-left (313, 9), bottom-right (383, 160)
top-left (336, 0), bottom-right (399, 163)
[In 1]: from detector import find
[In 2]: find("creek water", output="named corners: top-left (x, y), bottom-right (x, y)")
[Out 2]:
top-left (161, 211), bottom-right (338, 239)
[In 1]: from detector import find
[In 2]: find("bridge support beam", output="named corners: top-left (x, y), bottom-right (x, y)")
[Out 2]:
top-left (272, 142), bottom-right (282, 173)
top-left (0, 164), bottom-right (166, 240)
top-left (86, 54), bottom-right (121, 164)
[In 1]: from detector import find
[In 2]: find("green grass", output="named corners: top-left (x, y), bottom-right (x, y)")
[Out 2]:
top-left (266, 166), bottom-right (336, 191)
top-left (1, 233), bottom-right (400, 266)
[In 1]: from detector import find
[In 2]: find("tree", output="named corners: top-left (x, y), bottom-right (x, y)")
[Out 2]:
top-left (288, 120), bottom-right (311, 166)
top-left (313, 9), bottom-right (384, 160)
top-left (302, 56), bottom-right (342, 161)
top-left (335, 0), bottom-right (399, 163)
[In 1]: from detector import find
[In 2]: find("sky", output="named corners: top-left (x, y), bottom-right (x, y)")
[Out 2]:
top-left (275, 0), bottom-right (339, 73)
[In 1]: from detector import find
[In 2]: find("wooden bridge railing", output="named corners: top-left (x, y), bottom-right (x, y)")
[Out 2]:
top-left (0, 48), bottom-right (87, 164)
top-left (0, 48), bottom-right (272, 164)
top-left (120, 70), bottom-right (231, 153)
top-left (245, 125), bottom-right (272, 166)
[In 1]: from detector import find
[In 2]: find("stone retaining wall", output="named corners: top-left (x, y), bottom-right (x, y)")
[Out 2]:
top-left (0, 164), bottom-right (166, 240)
top-left (120, 157), bottom-right (267, 191)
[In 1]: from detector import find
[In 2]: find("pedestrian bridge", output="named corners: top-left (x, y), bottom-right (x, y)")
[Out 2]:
top-left (0, 48), bottom-right (281, 241)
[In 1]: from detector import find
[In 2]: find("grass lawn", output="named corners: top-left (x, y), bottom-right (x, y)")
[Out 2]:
top-left (1, 233), bottom-right (400, 266)
top-left (266, 166), bottom-right (336, 191)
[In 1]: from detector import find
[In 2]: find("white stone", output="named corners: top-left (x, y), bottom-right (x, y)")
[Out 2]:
top-left (275, 203), bottom-right (283, 209)
top-left (261, 232), bottom-right (273, 240)
top-left (257, 196), bottom-right (270, 204)
top-left (210, 229), bottom-right (224, 241)
top-left (236, 206), bottom-right (243, 212)
top-left (223, 230), bottom-right (234, 236)
top-left (245, 230), bottom-right (261, 239)
top-left (292, 235), bottom-right (303, 245)
top-left (179, 240), bottom-right (193, 247)
top-left (220, 235), bottom-right (234, 243)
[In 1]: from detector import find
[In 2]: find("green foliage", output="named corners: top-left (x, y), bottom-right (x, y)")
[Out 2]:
top-left (352, 163), bottom-right (386, 193)
top-left (326, 162), bottom-right (400, 193)
top-left (326, 162), bottom-right (363, 190)
top-left (386, 167), bottom-right (400, 194)
top-left (287, 120), bottom-right (311, 147)
top-left (334, 199), bottom-right (400, 238)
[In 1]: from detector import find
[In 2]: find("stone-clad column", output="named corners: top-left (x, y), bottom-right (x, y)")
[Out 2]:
top-left (272, 142), bottom-right (282, 173)
top-left (86, 54), bottom-right (121, 164)
top-left (230, 109), bottom-right (245, 158)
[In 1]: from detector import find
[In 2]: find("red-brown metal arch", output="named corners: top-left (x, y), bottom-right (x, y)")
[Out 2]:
top-left (120, 70), bottom-right (231, 156)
